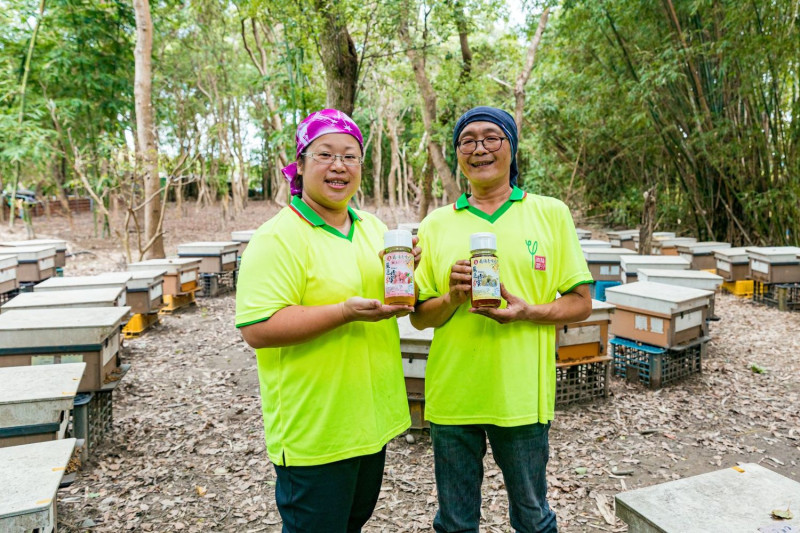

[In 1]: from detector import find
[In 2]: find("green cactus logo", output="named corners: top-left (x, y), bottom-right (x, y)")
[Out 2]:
top-left (526, 239), bottom-right (538, 269)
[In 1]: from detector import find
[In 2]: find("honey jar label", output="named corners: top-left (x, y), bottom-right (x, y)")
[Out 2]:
top-left (472, 256), bottom-right (500, 299)
top-left (384, 251), bottom-right (415, 298)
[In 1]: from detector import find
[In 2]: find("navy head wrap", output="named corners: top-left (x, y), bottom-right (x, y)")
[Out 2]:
top-left (452, 106), bottom-right (519, 186)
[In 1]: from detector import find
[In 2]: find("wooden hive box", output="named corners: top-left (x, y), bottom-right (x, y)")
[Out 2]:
top-left (576, 228), bottom-right (592, 240)
top-left (0, 254), bottom-right (19, 295)
top-left (0, 438), bottom-right (76, 533)
top-left (398, 316), bottom-right (433, 429)
top-left (1, 287), bottom-right (126, 313)
top-left (637, 268), bottom-right (723, 319)
top-left (0, 363), bottom-right (84, 448)
top-left (584, 248), bottom-right (636, 282)
top-left (0, 239), bottom-right (68, 268)
top-left (0, 307), bottom-right (129, 392)
top-left (607, 230), bottom-right (638, 250)
top-left (231, 230), bottom-right (256, 256)
top-left (714, 247), bottom-right (750, 281)
top-left (633, 232), bottom-right (676, 251)
top-left (125, 269), bottom-right (166, 315)
top-left (620, 255), bottom-right (690, 283)
top-left (35, 272), bottom-right (131, 302)
top-left (556, 299), bottom-right (614, 363)
top-left (127, 258), bottom-right (201, 296)
top-left (676, 241), bottom-right (731, 270)
top-left (2, 245), bottom-right (56, 283)
top-left (652, 237), bottom-right (696, 256)
top-left (177, 241), bottom-right (239, 274)
top-left (745, 246), bottom-right (800, 283)
top-left (605, 281), bottom-right (712, 348)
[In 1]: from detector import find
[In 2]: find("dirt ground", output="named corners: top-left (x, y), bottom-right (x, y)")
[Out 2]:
top-left (2, 202), bottom-right (800, 533)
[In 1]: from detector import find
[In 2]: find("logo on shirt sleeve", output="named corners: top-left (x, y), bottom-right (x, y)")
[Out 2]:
top-left (526, 239), bottom-right (546, 271)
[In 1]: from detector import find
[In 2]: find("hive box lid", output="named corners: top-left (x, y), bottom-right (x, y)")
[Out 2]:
top-left (654, 237), bottom-right (697, 247)
top-left (397, 316), bottom-right (433, 342)
top-left (0, 306), bottom-right (130, 349)
top-left (0, 254), bottom-right (18, 269)
top-left (0, 363), bottom-right (85, 405)
top-left (584, 248), bottom-right (636, 263)
top-left (34, 272), bottom-right (131, 292)
top-left (606, 229), bottom-right (639, 240)
top-left (605, 281), bottom-right (712, 315)
top-left (0, 239), bottom-right (67, 253)
top-left (126, 269), bottom-right (166, 290)
top-left (2, 287), bottom-right (124, 311)
top-left (0, 245), bottom-right (56, 261)
top-left (0, 438), bottom-right (76, 521)
top-left (578, 299), bottom-right (615, 324)
top-left (230, 230), bottom-right (256, 243)
top-left (676, 241), bottom-right (731, 255)
top-left (128, 257), bottom-right (201, 275)
top-left (745, 246), bottom-right (800, 264)
top-left (580, 239), bottom-right (612, 249)
top-left (177, 241), bottom-right (239, 256)
top-left (620, 255), bottom-right (690, 273)
top-left (576, 228), bottom-right (592, 239)
top-left (634, 232), bottom-right (676, 242)
top-left (714, 247), bottom-right (750, 264)
top-left (638, 268), bottom-right (723, 291)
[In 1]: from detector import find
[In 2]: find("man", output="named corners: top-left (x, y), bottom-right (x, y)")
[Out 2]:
top-left (411, 106), bottom-right (593, 533)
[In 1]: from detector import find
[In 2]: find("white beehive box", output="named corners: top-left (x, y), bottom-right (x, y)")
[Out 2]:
top-left (126, 269), bottom-right (165, 315)
top-left (35, 272), bottom-right (131, 292)
top-left (714, 247), bottom-right (750, 281)
top-left (0, 307), bottom-right (129, 392)
top-left (231, 230), bottom-right (256, 255)
top-left (0, 254), bottom-right (19, 295)
top-left (177, 241), bottom-right (239, 273)
top-left (0, 363), bottom-right (85, 447)
top-left (1, 287), bottom-right (125, 313)
top-left (397, 316), bottom-right (433, 429)
top-left (580, 239), bottom-right (612, 250)
top-left (607, 230), bottom-right (638, 249)
top-left (576, 228), bottom-right (592, 240)
top-left (0, 438), bottom-right (76, 533)
top-left (605, 281), bottom-right (712, 348)
top-left (128, 258), bottom-right (201, 295)
top-left (620, 255), bottom-right (690, 283)
top-left (584, 248), bottom-right (636, 282)
top-left (652, 237), bottom-right (697, 256)
top-left (557, 299), bottom-right (615, 363)
top-left (1, 245), bottom-right (56, 283)
top-left (745, 246), bottom-right (800, 283)
top-left (638, 268), bottom-right (723, 319)
top-left (676, 242), bottom-right (731, 270)
top-left (0, 239), bottom-right (68, 268)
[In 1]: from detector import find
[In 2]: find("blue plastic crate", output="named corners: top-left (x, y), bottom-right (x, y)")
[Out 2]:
top-left (611, 336), bottom-right (705, 389)
top-left (590, 280), bottom-right (621, 302)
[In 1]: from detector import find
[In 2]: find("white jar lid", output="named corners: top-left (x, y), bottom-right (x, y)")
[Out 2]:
top-left (384, 229), bottom-right (413, 249)
top-left (470, 232), bottom-right (496, 252)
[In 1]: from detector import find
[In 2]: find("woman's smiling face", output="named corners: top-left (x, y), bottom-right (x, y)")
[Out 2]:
top-left (298, 133), bottom-right (362, 212)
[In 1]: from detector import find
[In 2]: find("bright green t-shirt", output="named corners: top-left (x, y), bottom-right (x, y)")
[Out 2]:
top-left (415, 187), bottom-right (593, 426)
top-left (235, 196), bottom-right (410, 466)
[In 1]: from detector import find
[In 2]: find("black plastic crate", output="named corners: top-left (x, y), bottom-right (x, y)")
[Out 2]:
top-left (556, 358), bottom-right (612, 407)
top-left (611, 336), bottom-right (706, 389)
top-left (0, 288), bottom-right (19, 304)
top-left (753, 281), bottom-right (800, 311)
top-left (198, 270), bottom-right (237, 297)
top-left (71, 390), bottom-right (114, 460)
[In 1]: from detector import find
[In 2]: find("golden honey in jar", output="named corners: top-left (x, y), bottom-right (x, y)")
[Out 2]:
top-left (470, 232), bottom-right (501, 308)
top-left (384, 229), bottom-right (415, 306)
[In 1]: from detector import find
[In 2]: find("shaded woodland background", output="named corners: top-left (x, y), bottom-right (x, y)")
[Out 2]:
top-left (1, 0), bottom-right (798, 256)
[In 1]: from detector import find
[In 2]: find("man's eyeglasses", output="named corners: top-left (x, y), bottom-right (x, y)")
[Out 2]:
top-left (302, 152), bottom-right (363, 166)
top-left (457, 136), bottom-right (507, 155)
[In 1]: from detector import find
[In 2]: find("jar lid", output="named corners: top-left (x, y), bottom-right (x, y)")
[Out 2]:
top-left (384, 229), bottom-right (413, 249)
top-left (470, 232), bottom-right (497, 252)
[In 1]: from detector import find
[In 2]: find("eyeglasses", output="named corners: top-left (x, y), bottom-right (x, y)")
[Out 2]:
top-left (301, 151), bottom-right (363, 166)
top-left (457, 136), bottom-right (507, 155)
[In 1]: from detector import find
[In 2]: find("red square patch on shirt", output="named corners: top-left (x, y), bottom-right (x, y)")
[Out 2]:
top-left (535, 255), bottom-right (546, 271)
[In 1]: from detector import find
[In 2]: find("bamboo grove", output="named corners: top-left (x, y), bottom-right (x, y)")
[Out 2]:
top-left (1, 0), bottom-right (798, 248)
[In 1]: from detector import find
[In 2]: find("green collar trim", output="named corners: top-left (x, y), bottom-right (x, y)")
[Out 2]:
top-left (290, 195), bottom-right (360, 241)
top-left (453, 186), bottom-right (527, 223)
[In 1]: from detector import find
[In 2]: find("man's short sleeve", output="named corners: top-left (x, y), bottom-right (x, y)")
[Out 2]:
top-left (235, 229), bottom-right (306, 328)
top-left (414, 221), bottom-right (442, 303)
top-left (556, 202), bottom-right (593, 295)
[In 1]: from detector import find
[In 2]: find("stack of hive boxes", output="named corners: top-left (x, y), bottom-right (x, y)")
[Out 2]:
top-left (583, 248), bottom-right (635, 301)
top-left (177, 242), bottom-right (239, 297)
top-left (746, 247), bottom-right (800, 312)
top-left (128, 258), bottom-right (201, 313)
top-left (397, 316), bottom-right (432, 430)
top-left (715, 247), bottom-right (753, 297)
top-left (676, 241), bottom-right (731, 271)
top-left (607, 230), bottom-right (638, 250)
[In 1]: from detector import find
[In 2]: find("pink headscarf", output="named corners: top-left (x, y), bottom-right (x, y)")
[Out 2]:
top-left (281, 109), bottom-right (364, 196)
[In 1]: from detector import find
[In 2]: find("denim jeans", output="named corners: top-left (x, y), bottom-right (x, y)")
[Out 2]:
top-left (431, 422), bottom-right (557, 533)
top-left (273, 447), bottom-right (386, 533)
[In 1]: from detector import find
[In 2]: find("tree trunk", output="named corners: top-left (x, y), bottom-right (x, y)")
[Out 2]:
top-left (313, 2), bottom-right (358, 115)
top-left (372, 114), bottom-right (384, 207)
top-left (514, 7), bottom-right (550, 137)
top-left (639, 186), bottom-right (657, 255)
top-left (133, 0), bottom-right (164, 258)
top-left (418, 153), bottom-right (434, 221)
top-left (386, 112), bottom-right (400, 209)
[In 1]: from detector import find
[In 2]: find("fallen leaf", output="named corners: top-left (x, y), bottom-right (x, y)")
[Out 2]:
top-left (771, 507), bottom-right (793, 520)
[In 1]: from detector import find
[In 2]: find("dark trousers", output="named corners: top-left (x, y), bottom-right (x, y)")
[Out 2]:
top-left (273, 447), bottom-right (386, 533)
top-left (431, 422), bottom-right (557, 533)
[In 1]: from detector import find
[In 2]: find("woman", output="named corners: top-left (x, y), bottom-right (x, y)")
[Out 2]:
top-left (235, 109), bottom-right (413, 532)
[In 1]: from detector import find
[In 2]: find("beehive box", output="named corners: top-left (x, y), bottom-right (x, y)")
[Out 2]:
top-left (607, 230), bottom-right (638, 249)
top-left (714, 247), bottom-right (750, 282)
top-left (1, 245), bottom-right (56, 283)
top-left (231, 230), bottom-right (256, 256)
top-left (556, 299), bottom-right (615, 363)
top-left (128, 258), bottom-right (201, 296)
top-left (633, 232), bottom-right (676, 251)
top-left (745, 246), bottom-right (800, 283)
top-left (0, 307), bottom-right (129, 392)
top-left (580, 239), bottom-right (612, 251)
top-left (177, 241), bottom-right (239, 273)
top-left (576, 228), bottom-right (592, 240)
top-left (398, 316), bottom-right (433, 430)
top-left (584, 248), bottom-right (636, 282)
top-left (0, 239), bottom-right (68, 268)
top-left (620, 255), bottom-right (690, 283)
top-left (605, 281), bottom-right (712, 348)
top-left (637, 268), bottom-right (723, 319)
top-left (0, 254), bottom-right (18, 295)
top-left (125, 269), bottom-right (165, 315)
top-left (1, 287), bottom-right (126, 313)
top-left (0, 438), bottom-right (76, 533)
top-left (652, 237), bottom-right (697, 256)
top-left (676, 241), bottom-right (731, 270)
top-left (0, 363), bottom-right (84, 448)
